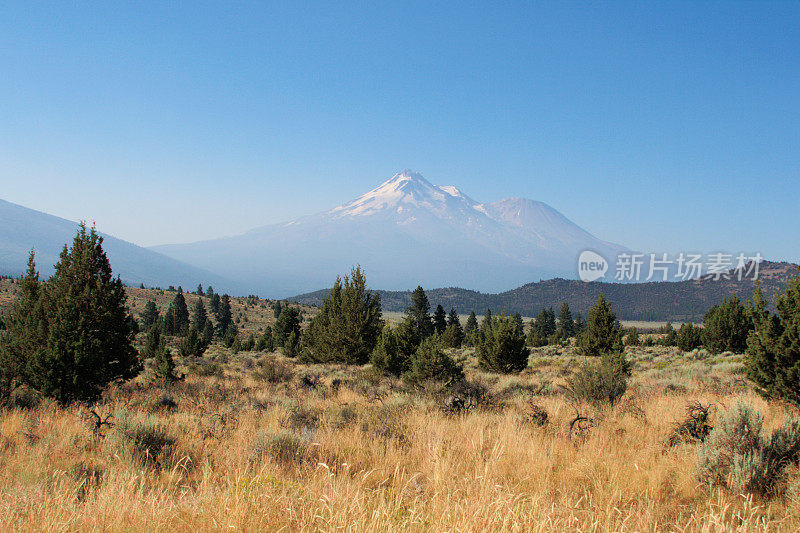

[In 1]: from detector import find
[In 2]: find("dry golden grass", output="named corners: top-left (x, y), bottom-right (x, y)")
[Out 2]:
top-left (2, 347), bottom-right (800, 532)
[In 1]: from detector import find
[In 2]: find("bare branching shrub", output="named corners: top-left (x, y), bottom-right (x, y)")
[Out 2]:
top-left (668, 402), bottom-right (713, 446)
top-left (360, 403), bottom-right (409, 444)
top-left (253, 354), bottom-right (294, 383)
top-left (698, 402), bottom-right (800, 497)
top-left (519, 401), bottom-right (549, 427)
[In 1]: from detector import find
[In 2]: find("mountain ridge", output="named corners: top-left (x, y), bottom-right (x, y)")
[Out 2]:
top-left (290, 260), bottom-right (798, 322)
top-left (152, 170), bottom-right (628, 297)
top-left (0, 198), bottom-right (238, 292)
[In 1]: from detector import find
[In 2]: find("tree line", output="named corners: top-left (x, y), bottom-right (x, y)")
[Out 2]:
top-left (1, 225), bottom-right (798, 407)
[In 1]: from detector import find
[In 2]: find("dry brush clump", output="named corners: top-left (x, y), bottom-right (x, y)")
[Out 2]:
top-left (2, 355), bottom-right (800, 531)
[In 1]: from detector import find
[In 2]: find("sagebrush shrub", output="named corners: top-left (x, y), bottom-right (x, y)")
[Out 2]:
top-left (698, 402), bottom-right (800, 497)
top-left (253, 430), bottom-right (308, 466)
top-left (107, 408), bottom-right (175, 466)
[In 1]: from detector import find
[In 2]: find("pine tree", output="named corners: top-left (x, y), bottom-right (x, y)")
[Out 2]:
top-left (209, 292), bottom-right (221, 315)
top-left (441, 308), bottom-right (464, 348)
top-left (206, 286), bottom-right (214, 298)
top-left (406, 286), bottom-right (434, 340)
top-left (139, 300), bottom-right (159, 331)
top-left (578, 294), bottom-right (623, 356)
top-left (301, 266), bottom-right (382, 364)
top-left (745, 273), bottom-right (800, 405)
top-left (191, 297), bottom-right (208, 333)
top-left (478, 314), bottom-right (530, 373)
top-left (512, 313), bottom-right (525, 337)
top-left (215, 294), bottom-right (233, 336)
top-left (166, 290), bottom-right (190, 336)
top-left (465, 311), bottom-right (478, 335)
top-left (557, 303), bottom-right (575, 338)
top-left (433, 304), bottom-right (447, 335)
top-left (20, 225), bottom-right (139, 403)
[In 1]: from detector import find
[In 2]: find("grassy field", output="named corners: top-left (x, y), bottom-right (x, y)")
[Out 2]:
top-left (1, 340), bottom-right (799, 532)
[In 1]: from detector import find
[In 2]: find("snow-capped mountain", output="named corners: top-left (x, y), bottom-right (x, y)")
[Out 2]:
top-left (152, 170), bottom-right (627, 297)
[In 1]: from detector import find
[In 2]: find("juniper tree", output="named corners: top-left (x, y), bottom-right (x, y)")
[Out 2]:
top-left (273, 306), bottom-right (301, 347)
top-left (677, 323), bottom-right (703, 351)
top-left (179, 325), bottom-right (207, 358)
top-left (301, 266), bottom-right (382, 364)
top-left (703, 295), bottom-right (752, 354)
top-left (578, 294), bottom-right (623, 356)
top-left (0, 251), bottom-right (46, 399)
top-left (745, 274), bottom-right (800, 405)
top-left (371, 327), bottom-right (407, 375)
top-left (152, 342), bottom-right (176, 383)
top-left (512, 313), bottom-right (525, 337)
top-left (403, 337), bottom-right (464, 386)
top-left (12, 225), bottom-right (139, 403)
top-left (140, 325), bottom-right (163, 361)
top-left (478, 314), bottom-right (530, 373)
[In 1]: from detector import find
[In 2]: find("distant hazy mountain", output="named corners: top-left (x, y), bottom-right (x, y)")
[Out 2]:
top-left (291, 261), bottom-right (797, 322)
top-left (0, 198), bottom-right (234, 291)
top-left (153, 170), bottom-right (627, 297)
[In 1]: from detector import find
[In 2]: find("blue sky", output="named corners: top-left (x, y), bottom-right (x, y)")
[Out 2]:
top-left (1, 1), bottom-right (798, 261)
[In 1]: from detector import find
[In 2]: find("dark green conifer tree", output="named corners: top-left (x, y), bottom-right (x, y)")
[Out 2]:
top-left (702, 295), bottom-right (752, 353)
top-left (578, 294), bottom-right (623, 356)
top-left (191, 297), bottom-right (208, 333)
top-left (0, 251), bottom-right (46, 398)
top-left (215, 294), bottom-right (233, 336)
top-left (556, 303), bottom-right (575, 338)
top-left (745, 274), bottom-right (800, 405)
top-left (20, 226), bottom-right (139, 403)
top-left (478, 314), bottom-right (530, 373)
top-left (301, 266), bottom-right (382, 364)
top-left (433, 304), bottom-right (447, 335)
top-left (273, 306), bottom-right (301, 347)
top-left (139, 300), bottom-right (159, 331)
